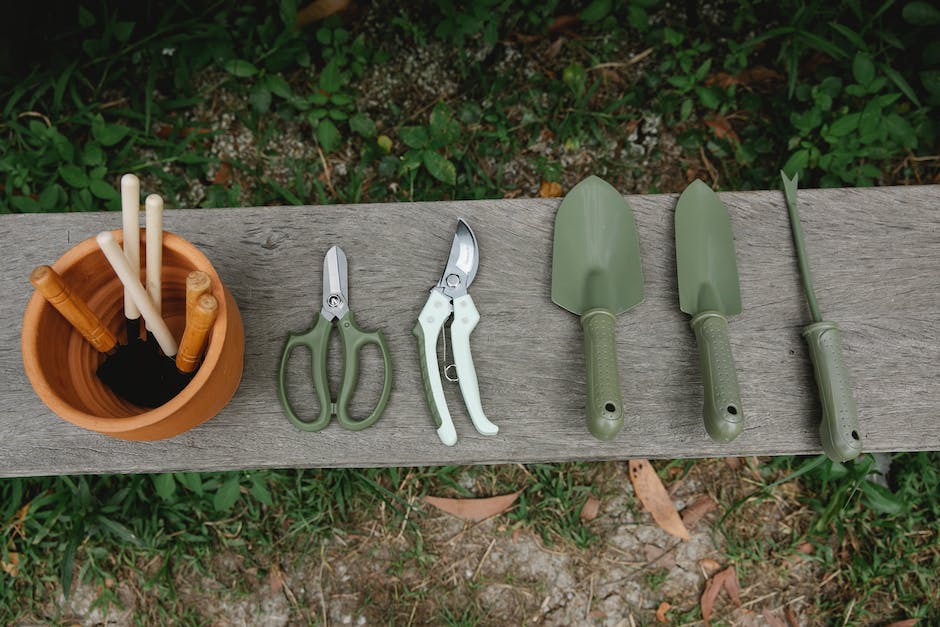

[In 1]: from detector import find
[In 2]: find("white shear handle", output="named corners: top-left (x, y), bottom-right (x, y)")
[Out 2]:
top-left (450, 294), bottom-right (498, 436)
top-left (414, 290), bottom-right (457, 446)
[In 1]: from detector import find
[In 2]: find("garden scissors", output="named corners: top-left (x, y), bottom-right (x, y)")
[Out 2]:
top-left (278, 246), bottom-right (392, 431)
top-left (413, 219), bottom-right (498, 446)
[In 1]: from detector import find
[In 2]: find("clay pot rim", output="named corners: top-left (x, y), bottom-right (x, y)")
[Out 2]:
top-left (21, 229), bottom-right (229, 435)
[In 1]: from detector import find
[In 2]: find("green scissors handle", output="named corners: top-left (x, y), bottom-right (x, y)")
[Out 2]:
top-left (278, 310), bottom-right (393, 431)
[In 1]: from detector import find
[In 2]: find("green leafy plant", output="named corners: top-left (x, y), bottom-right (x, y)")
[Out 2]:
top-left (398, 102), bottom-right (462, 189)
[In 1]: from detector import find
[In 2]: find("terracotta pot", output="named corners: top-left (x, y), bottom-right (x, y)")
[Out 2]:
top-left (21, 230), bottom-right (244, 440)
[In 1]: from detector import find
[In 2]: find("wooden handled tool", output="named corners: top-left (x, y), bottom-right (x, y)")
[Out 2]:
top-left (176, 294), bottom-right (218, 374)
top-left (29, 265), bottom-right (117, 354)
top-left (145, 194), bottom-right (163, 316)
top-left (96, 231), bottom-right (178, 356)
top-left (186, 271), bottom-right (211, 318)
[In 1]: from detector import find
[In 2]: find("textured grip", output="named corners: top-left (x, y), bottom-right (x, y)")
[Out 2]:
top-left (803, 321), bottom-right (862, 462)
top-left (580, 309), bottom-right (624, 441)
top-left (691, 311), bottom-right (744, 443)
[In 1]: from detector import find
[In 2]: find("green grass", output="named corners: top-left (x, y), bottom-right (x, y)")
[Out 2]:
top-left (2, 0), bottom-right (939, 622)
top-left (0, 463), bottom-right (607, 622)
top-left (715, 452), bottom-right (940, 623)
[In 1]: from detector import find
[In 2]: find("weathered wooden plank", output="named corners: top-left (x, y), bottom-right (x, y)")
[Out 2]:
top-left (1, 185), bottom-right (937, 477)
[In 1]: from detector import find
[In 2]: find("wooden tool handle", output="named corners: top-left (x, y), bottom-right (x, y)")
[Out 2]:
top-left (29, 265), bottom-right (117, 354)
top-left (175, 294), bottom-right (218, 374)
top-left (121, 173), bottom-right (141, 320)
top-left (186, 271), bottom-right (211, 318)
top-left (145, 194), bottom-right (163, 316)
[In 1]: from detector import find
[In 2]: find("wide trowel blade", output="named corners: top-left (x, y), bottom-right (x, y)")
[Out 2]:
top-left (675, 180), bottom-right (741, 317)
top-left (551, 176), bottom-right (644, 315)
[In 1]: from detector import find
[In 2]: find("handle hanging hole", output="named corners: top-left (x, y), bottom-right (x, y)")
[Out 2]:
top-left (604, 402), bottom-right (616, 413)
top-left (727, 405), bottom-right (738, 415)
top-left (851, 430), bottom-right (859, 440)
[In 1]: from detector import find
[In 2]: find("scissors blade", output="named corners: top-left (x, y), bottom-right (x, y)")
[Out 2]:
top-left (321, 245), bottom-right (349, 321)
top-left (436, 219), bottom-right (479, 298)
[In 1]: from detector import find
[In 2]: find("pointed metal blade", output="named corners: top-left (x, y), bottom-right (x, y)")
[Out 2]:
top-left (437, 219), bottom-right (479, 298)
top-left (321, 245), bottom-right (349, 320)
top-left (675, 180), bottom-right (742, 317)
top-left (551, 175), bottom-right (644, 315)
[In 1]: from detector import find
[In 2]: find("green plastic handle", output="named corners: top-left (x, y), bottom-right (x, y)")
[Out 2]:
top-left (278, 314), bottom-right (333, 431)
top-left (803, 321), bottom-right (862, 462)
top-left (691, 311), bottom-right (744, 443)
top-left (278, 311), bottom-right (392, 432)
top-left (334, 311), bottom-right (393, 431)
top-left (580, 309), bottom-right (624, 441)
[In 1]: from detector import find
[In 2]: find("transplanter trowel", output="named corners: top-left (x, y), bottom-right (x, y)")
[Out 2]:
top-left (675, 180), bottom-right (744, 443)
top-left (551, 176), bottom-right (644, 441)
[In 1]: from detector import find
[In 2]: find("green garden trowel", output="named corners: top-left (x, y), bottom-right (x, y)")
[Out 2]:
top-left (781, 171), bottom-right (862, 462)
top-left (551, 176), bottom-right (644, 441)
top-left (675, 180), bottom-right (744, 443)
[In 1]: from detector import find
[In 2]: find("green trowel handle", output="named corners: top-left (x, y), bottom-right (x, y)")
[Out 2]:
top-left (690, 311), bottom-right (744, 443)
top-left (803, 321), bottom-right (862, 462)
top-left (580, 309), bottom-right (624, 441)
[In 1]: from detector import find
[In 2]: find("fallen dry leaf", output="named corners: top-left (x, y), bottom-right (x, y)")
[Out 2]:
top-left (268, 564), bottom-right (286, 594)
top-left (423, 490), bottom-right (523, 521)
top-left (704, 114), bottom-right (740, 144)
top-left (539, 181), bottom-right (564, 197)
top-left (699, 558), bottom-right (722, 575)
top-left (724, 457), bottom-right (742, 469)
top-left (1, 552), bottom-right (19, 577)
top-left (544, 38), bottom-right (565, 59)
top-left (548, 14), bottom-right (580, 33)
top-left (886, 620), bottom-right (919, 627)
top-left (212, 160), bottom-right (233, 186)
top-left (628, 460), bottom-right (690, 541)
top-left (761, 609), bottom-right (787, 627)
top-left (707, 66), bottom-right (783, 89)
top-left (700, 566), bottom-right (742, 626)
top-left (153, 124), bottom-right (211, 140)
top-left (796, 541), bottom-right (814, 555)
top-left (580, 495), bottom-right (601, 522)
top-left (296, 0), bottom-right (350, 28)
top-left (784, 606), bottom-right (800, 627)
top-left (680, 495), bottom-right (717, 528)
top-left (655, 601), bottom-right (672, 623)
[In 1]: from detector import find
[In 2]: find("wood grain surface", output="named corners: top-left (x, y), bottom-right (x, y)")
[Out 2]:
top-left (1, 185), bottom-right (938, 477)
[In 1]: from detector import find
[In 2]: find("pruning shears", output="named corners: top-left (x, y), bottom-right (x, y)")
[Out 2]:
top-left (413, 219), bottom-right (498, 446)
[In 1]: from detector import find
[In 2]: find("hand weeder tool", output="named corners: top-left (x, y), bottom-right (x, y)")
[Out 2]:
top-left (781, 171), bottom-right (862, 462)
top-left (414, 219), bottom-right (497, 446)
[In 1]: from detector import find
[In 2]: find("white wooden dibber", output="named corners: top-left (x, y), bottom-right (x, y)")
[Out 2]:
top-left (145, 194), bottom-right (163, 315)
top-left (120, 174), bottom-right (141, 320)
top-left (96, 231), bottom-right (178, 357)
